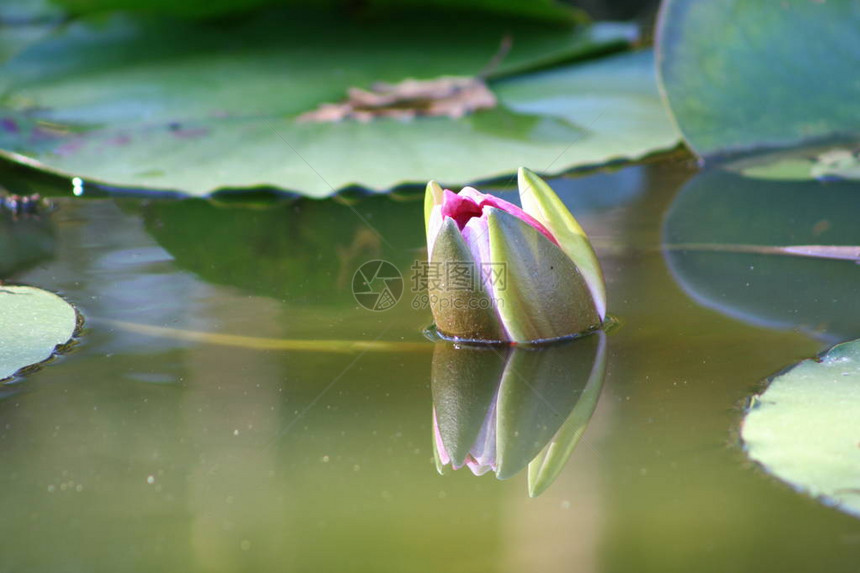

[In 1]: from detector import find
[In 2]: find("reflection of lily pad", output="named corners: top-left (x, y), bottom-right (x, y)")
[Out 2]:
top-left (731, 146), bottom-right (860, 182)
top-left (0, 11), bottom-right (679, 196)
top-left (742, 339), bottom-right (860, 518)
top-left (663, 165), bottom-right (860, 342)
top-left (0, 285), bottom-right (77, 381)
top-left (657, 0), bottom-right (860, 157)
top-left (143, 168), bottom-right (644, 305)
top-left (142, 197), bottom-right (422, 304)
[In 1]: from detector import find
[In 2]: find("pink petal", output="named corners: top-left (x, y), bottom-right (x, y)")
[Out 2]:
top-left (440, 188), bottom-right (558, 246)
top-left (440, 189), bottom-right (482, 230)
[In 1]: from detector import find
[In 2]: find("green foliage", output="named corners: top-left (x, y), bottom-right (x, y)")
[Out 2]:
top-left (657, 0), bottom-right (860, 157)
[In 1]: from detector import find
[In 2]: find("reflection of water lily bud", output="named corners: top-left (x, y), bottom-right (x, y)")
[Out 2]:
top-left (424, 167), bottom-right (606, 342)
top-left (431, 332), bottom-right (607, 497)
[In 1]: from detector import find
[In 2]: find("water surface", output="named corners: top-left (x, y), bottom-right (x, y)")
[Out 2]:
top-left (1, 158), bottom-right (859, 572)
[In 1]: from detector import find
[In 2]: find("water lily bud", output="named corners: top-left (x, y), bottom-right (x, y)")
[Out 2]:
top-left (424, 168), bottom-right (606, 343)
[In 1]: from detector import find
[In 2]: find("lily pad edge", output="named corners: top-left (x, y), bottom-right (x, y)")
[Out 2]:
top-left (0, 284), bottom-right (84, 384)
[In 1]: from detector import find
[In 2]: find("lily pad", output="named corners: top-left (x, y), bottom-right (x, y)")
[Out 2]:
top-left (0, 0), bottom-right (64, 22)
top-left (657, 0), bottom-right (860, 158)
top-left (0, 0), bottom-right (65, 64)
top-left (0, 285), bottom-right (77, 381)
top-left (662, 162), bottom-right (860, 342)
top-left (0, 11), bottom-right (679, 197)
top-left (0, 24), bottom-right (52, 65)
top-left (742, 339), bottom-right (860, 518)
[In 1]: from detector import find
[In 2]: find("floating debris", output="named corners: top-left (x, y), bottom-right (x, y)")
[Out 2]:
top-left (0, 190), bottom-right (52, 218)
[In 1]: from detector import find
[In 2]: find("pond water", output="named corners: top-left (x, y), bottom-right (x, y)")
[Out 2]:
top-left (1, 156), bottom-right (859, 572)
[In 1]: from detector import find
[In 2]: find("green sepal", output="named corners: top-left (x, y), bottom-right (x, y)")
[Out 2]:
top-left (517, 167), bottom-right (606, 320)
top-left (429, 218), bottom-right (506, 341)
top-left (424, 180), bottom-right (444, 246)
top-left (487, 207), bottom-right (600, 342)
top-left (527, 331), bottom-right (607, 497)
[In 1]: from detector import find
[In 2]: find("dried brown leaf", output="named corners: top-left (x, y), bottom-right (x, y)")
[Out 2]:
top-left (297, 76), bottom-right (497, 123)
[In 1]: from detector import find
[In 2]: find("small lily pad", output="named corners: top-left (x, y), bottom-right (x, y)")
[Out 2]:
top-left (742, 339), bottom-right (860, 518)
top-left (0, 285), bottom-right (77, 381)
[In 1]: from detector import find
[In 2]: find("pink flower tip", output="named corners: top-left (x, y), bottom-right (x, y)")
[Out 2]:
top-left (440, 188), bottom-right (558, 246)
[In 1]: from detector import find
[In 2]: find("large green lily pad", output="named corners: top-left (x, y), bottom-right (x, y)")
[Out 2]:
top-left (0, 24), bottom-right (55, 65)
top-left (742, 339), bottom-right (860, 518)
top-left (0, 0), bottom-right (65, 21)
top-left (0, 0), bottom-right (63, 65)
top-left (657, 0), bottom-right (860, 158)
top-left (0, 11), bottom-right (679, 197)
top-left (0, 285), bottom-right (77, 381)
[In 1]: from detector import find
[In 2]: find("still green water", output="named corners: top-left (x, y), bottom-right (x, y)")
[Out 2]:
top-left (1, 157), bottom-right (859, 572)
